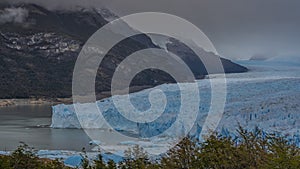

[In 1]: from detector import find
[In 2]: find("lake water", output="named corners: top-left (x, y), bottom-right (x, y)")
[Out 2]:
top-left (0, 105), bottom-right (93, 151)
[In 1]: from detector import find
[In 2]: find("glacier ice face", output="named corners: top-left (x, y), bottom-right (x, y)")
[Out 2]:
top-left (51, 104), bottom-right (80, 129)
top-left (51, 60), bottom-right (300, 146)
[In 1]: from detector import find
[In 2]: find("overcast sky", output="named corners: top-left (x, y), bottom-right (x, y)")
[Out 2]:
top-left (5, 0), bottom-right (300, 59)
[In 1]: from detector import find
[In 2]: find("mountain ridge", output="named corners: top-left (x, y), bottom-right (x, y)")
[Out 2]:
top-left (0, 3), bottom-right (247, 99)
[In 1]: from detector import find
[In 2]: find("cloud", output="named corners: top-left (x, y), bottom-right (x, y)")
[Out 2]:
top-left (0, 7), bottom-right (29, 24)
top-left (2, 0), bottom-right (106, 10)
top-left (1, 0), bottom-right (300, 59)
top-left (250, 54), bottom-right (275, 61)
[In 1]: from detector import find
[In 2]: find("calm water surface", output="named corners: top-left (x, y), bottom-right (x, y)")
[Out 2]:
top-left (0, 105), bottom-right (92, 151)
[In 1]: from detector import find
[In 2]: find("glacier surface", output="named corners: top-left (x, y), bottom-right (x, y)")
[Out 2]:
top-left (51, 59), bottom-right (300, 149)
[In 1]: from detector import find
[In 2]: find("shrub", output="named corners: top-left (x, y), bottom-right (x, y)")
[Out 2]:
top-left (0, 143), bottom-right (69, 169)
top-left (1, 127), bottom-right (300, 169)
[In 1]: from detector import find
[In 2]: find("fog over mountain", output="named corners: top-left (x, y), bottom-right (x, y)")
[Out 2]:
top-left (3, 0), bottom-right (300, 60)
top-left (0, 7), bottom-right (28, 24)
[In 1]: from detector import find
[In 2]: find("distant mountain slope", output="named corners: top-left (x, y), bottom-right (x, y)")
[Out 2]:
top-left (0, 3), bottom-right (247, 99)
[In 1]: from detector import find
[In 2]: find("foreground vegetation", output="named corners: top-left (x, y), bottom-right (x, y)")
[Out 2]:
top-left (1, 127), bottom-right (300, 169)
top-left (0, 143), bottom-right (70, 169)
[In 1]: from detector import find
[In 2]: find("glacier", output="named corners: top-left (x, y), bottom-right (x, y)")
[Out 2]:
top-left (51, 58), bottom-right (300, 150)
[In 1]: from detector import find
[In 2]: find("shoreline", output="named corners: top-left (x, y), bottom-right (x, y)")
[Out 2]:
top-left (0, 73), bottom-right (236, 108)
top-left (0, 98), bottom-right (73, 107)
top-left (0, 85), bottom-right (159, 107)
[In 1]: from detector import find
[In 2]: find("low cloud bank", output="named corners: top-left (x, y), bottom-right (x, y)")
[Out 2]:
top-left (0, 7), bottom-right (29, 24)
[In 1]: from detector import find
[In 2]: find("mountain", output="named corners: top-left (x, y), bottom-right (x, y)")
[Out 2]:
top-left (0, 3), bottom-right (247, 99)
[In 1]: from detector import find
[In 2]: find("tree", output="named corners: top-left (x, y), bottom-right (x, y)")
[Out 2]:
top-left (94, 154), bottom-right (107, 169)
top-left (161, 137), bottom-right (200, 169)
top-left (265, 135), bottom-right (300, 169)
top-left (10, 143), bottom-right (40, 169)
top-left (199, 135), bottom-right (243, 169)
top-left (236, 126), bottom-right (269, 168)
top-left (107, 160), bottom-right (117, 169)
top-left (119, 145), bottom-right (150, 169)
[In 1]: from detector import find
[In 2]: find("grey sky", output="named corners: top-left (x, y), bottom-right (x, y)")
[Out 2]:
top-left (5, 0), bottom-right (300, 59)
